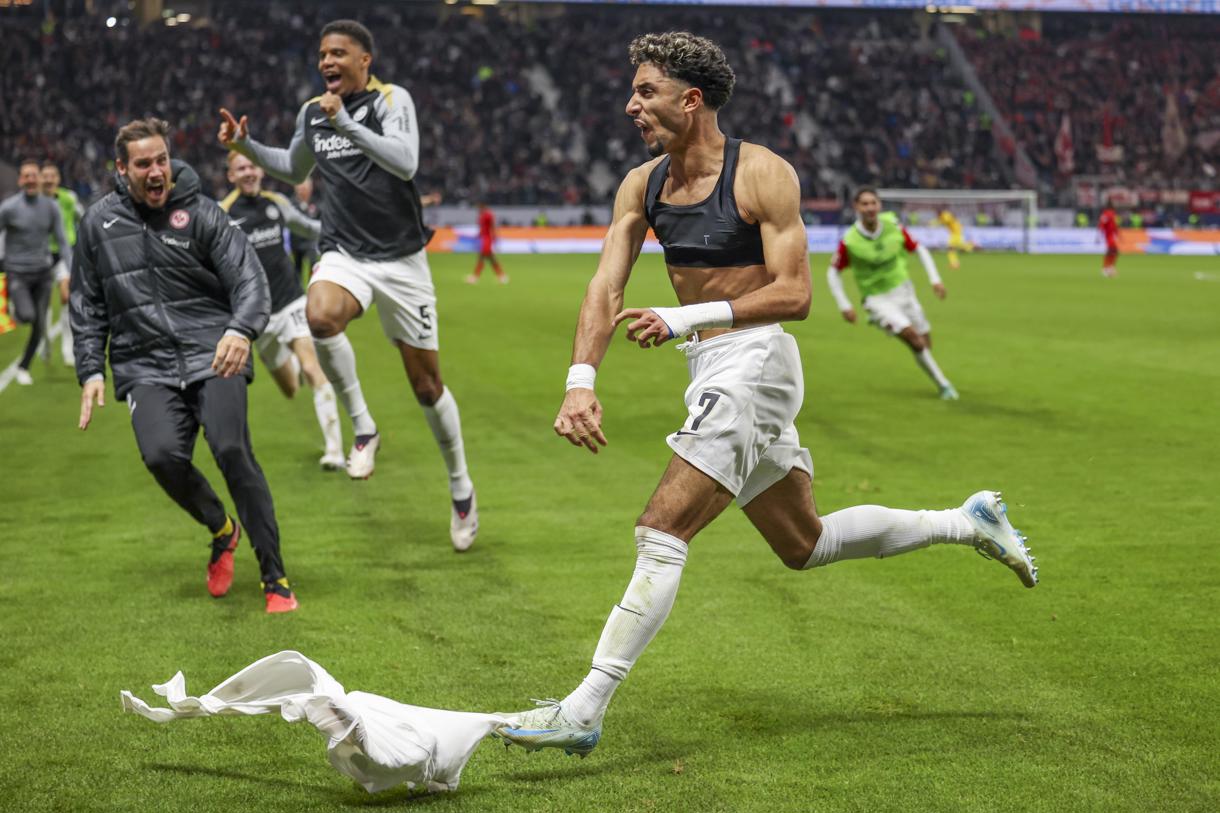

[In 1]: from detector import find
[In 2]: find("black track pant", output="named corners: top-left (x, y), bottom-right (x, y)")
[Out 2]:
top-left (8, 270), bottom-right (52, 370)
top-left (128, 375), bottom-right (286, 583)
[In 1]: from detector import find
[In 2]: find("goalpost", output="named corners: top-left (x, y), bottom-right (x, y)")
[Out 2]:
top-left (876, 189), bottom-right (1039, 253)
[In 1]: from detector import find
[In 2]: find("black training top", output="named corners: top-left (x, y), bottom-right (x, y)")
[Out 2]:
top-left (643, 137), bottom-right (766, 269)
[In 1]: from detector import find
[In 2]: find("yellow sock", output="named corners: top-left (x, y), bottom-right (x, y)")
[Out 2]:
top-left (212, 516), bottom-right (234, 540)
top-left (948, 250), bottom-right (960, 270)
top-left (262, 577), bottom-right (291, 592)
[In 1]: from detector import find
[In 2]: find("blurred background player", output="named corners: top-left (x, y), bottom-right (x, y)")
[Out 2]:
top-left (41, 162), bottom-right (84, 366)
top-left (219, 19), bottom-right (478, 551)
top-left (828, 189), bottom-right (958, 400)
top-left (220, 152), bottom-right (344, 470)
top-left (0, 159), bottom-right (70, 386)
top-left (465, 202), bottom-right (507, 284)
top-left (937, 208), bottom-right (974, 271)
top-left (289, 177), bottom-right (320, 282)
top-left (73, 118), bottom-right (296, 612)
top-left (1099, 206), bottom-right (1120, 278)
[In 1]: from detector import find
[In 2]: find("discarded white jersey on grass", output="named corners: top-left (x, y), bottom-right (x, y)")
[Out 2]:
top-left (120, 650), bottom-right (506, 793)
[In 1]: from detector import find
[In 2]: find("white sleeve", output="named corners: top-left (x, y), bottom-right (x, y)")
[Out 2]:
top-left (331, 85), bottom-right (419, 181)
top-left (915, 244), bottom-right (942, 286)
top-left (231, 104), bottom-right (316, 185)
top-left (826, 265), bottom-right (853, 312)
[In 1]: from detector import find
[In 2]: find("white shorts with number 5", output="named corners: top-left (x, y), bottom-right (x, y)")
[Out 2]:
top-left (666, 324), bottom-right (813, 507)
top-left (255, 295), bottom-right (311, 369)
top-left (310, 248), bottom-right (438, 351)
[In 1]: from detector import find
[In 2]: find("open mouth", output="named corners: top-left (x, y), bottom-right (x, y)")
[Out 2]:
top-left (323, 70), bottom-right (342, 92)
top-left (145, 179), bottom-right (166, 202)
top-left (634, 120), bottom-right (652, 138)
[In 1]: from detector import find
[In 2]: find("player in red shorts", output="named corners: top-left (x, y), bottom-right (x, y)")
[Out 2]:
top-left (465, 202), bottom-right (508, 284)
top-left (1099, 207), bottom-right (1120, 278)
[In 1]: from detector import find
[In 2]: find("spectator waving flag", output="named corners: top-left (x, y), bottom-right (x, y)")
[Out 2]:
top-left (1162, 88), bottom-right (1188, 163)
top-left (1055, 113), bottom-right (1074, 175)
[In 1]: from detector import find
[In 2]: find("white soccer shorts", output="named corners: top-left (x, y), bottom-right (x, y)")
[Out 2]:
top-left (52, 259), bottom-right (70, 283)
top-left (666, 324), bottom-right (813, 507)
top-left (255, 296), bottom-right (311, 370)
top-left (862, 279), bottom-right (930, 336)
top-left (310, 249), bottom-right (438, 351)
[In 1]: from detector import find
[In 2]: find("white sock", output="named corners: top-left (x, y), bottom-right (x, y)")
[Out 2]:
top-left (312, 382), bottom-right (343, 454)
top-left (804, 505), bottom-right (975, 569)
top-left (421, 387), bottom-right (473, 500)
top-left (59, 308), bottom-right (73, 356)
top-left (915, 348), bottom-right (951, 389)
top-left (563, 527), bottom-right (688, 726)
top-left (313, 334), bottom-right (376, 436)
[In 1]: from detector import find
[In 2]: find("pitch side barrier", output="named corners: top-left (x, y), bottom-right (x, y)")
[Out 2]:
top-left (428, 226), bottom-right (1220, 256)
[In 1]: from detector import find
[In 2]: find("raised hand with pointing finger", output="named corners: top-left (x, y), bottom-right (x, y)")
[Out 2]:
top-left (217, 108), bottom-right (249, 148)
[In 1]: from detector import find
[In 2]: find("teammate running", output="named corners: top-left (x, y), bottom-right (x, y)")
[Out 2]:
top-left (465, 202), bottom-right (507, 284)
top-left (0, 159), bottom-right (70, 385)
top-left (1099, 206), bottom-right (1120, 278)
top-left (219, 19), bottom-right (477, 551)
top-left (828, 190), bottom-right (959, 400)
top-left (41, 163), bottom-right (84, 366)
top-left (937, 208), bottom-right (974, 271)
top-left (494, 32), bottom-right (1037, 759)
top-left (219, 152), bottom-right (344, 470)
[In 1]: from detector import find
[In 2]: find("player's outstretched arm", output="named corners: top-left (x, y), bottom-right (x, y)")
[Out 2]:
top-left (555, 166), bottom-right (651, 454)
top-left (826, 254), bottom-right (856, 323)
top-left (220, 105), bottom-right (316, 185)
top-left (905, 229), bottom-right (945, 299)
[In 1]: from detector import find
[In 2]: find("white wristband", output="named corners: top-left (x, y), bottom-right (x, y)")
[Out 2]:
top-left (649, 301), bottom-right (734, 339)
top-left (565, 363), bottom-right (596, 391)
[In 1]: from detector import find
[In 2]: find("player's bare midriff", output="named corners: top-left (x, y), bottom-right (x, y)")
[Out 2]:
top-left (668, 261), bottom-right (772, 341)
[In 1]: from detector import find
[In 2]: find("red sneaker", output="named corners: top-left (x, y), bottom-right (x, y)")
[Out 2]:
top-left (264, 589), bottom-right (299, 614)
top-left (206, 519), bottom-right (240, 598)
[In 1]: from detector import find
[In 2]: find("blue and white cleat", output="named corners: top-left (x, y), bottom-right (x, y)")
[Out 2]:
top-left (939, 384), bottom-right (960, 401)
top-left (493, 699), bottom-right (601, 758)
top-left (961, 490), bottom-right (1038, 588)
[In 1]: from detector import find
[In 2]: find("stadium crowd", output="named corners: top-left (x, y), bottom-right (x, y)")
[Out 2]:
top-left (2, 1), bottom-right (1003, 206)
top-left (957, 14), bottom-right (1220, 195)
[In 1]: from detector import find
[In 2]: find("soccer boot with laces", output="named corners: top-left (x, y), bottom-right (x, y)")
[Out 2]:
top-left (961, 490), bottom-right (1038, 588)
top-left (493, 700), bottom-right (602, 757)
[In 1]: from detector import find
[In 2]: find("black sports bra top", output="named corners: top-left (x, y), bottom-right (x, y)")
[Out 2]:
top-left (643, 137), bottom-right (766, 268)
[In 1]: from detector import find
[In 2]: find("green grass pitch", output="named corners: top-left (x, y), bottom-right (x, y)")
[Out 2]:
top-left (1, 252), bottom-right (1217, 812)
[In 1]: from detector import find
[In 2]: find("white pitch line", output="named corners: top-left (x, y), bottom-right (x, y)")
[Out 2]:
top-left (0, 319), bottom-right (63, 395)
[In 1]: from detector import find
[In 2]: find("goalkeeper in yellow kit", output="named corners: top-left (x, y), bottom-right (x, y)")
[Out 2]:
top-left (938, 209), bottom-right (975, 270)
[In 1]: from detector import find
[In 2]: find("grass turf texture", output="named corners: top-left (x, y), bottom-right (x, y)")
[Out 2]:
top-left (1, 252), bottom-right (1217, 812)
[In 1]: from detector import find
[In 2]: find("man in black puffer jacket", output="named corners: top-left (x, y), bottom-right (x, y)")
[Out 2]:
top-left (71, 117), bottom-right (297, 613)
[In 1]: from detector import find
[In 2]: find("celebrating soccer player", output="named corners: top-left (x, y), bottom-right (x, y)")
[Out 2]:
top-left (72, 118), bottom-right (297, 612)
top-left (41, 162), bottom-right (84, 366)
top-left (219, 152), bottom-right (344, 470)
top-left (827, 189), bottom-right (959, 400)
top-left (219, 19), bottom-right (478, 551)
top-left (0, 159), bottom-right (71, 386)
top-left (937, 208), bottom-right (974, 271)
top-left (494, 33), bottom-right (1037, 759)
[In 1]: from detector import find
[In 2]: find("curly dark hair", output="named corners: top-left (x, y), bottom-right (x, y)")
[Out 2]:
top-left (628, 32), bottom-right (735, 110)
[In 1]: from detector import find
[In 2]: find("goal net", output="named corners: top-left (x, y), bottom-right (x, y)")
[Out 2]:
top-left (875, 189), bottom-right (1038, 253)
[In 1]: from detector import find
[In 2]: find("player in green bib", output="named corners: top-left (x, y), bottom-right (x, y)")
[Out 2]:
top-left (41, 163), bottom-right (84, 366)
top-left (827, 188), bottom-right (958, 400)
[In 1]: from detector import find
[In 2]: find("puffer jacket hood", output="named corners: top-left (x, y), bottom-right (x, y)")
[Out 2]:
top-left (69, 160), bottom-right (270, 399)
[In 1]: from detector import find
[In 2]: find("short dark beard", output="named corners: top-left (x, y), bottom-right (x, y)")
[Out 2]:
top-left (647, 135), bottom-right (666, 157)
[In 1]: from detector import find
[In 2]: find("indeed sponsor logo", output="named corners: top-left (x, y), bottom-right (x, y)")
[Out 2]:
top-left (249, 225), bottom-right (282, 247)
top-left (314, 133), bottom-right (362, 160)
top-left (160, 234), bottom-right (191, 249)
